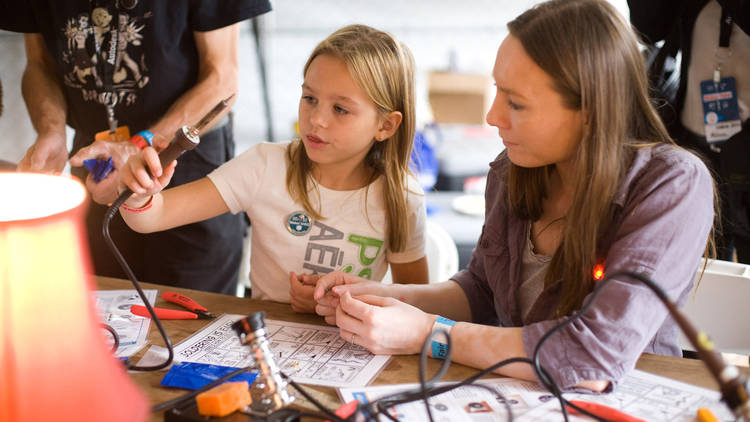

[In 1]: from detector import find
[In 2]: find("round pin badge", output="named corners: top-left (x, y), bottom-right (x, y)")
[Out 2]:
top-left (285, 211), bottom-right (312, 236)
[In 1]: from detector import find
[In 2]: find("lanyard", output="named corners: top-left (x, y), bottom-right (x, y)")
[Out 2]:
top-left (714, 7), bottom-right (733, 83)
top-left (90, 0), bottom-right (120, 132)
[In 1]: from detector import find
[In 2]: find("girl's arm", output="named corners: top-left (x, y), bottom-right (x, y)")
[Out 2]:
top-left (120, 177), bottom-right (229, 233)
top-left (390, 256), bottom-right (428, 284)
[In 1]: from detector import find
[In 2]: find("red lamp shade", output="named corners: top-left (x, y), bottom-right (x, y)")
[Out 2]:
top-left (0, 173), bottom-right (148, 422)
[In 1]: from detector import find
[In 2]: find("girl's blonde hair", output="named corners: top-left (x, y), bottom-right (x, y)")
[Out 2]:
top-left (506, 0), bottom-right (694, 316)
top-left (286, 24), bottom-right (416, 252)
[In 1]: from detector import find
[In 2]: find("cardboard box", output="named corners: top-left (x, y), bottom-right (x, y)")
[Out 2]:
top-left (428, 71), bottom-right (492, 125)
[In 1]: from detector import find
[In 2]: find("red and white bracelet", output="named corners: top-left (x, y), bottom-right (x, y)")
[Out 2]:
top-left (120, 195), bottom-right (154, 213)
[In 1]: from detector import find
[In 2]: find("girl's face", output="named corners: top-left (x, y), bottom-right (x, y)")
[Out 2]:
top-left (486, 35), bottom-right (583, 170)
top-left (298, 54), bottom-right (398, 181)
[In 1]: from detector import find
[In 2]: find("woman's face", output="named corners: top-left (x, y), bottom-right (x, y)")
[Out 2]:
top-left (486, 34), bottom-right (583, 169)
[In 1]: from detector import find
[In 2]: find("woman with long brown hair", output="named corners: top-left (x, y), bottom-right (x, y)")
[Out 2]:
top-left (313, 0), bottom-right (715, 391)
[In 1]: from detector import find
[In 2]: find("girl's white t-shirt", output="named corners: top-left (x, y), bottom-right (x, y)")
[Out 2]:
top-left (207, 141), bottom-right (426, 303)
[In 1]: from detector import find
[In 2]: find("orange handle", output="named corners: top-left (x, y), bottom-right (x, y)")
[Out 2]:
top-left (163, 291), bottom-right (207, 312)
top-left (130, 305), bottom-right (198, 320)
top-left (567, 400), bottom-right (645, 422)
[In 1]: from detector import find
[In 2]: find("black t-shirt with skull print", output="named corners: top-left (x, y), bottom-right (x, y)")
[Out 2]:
top-left (6, 0), bottom-right (271, 136)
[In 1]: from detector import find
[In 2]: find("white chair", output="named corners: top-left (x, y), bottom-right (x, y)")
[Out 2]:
top-left (235, 227), bottom-right (252, 297)
top-left (382, 220), bottom-right (460, 284)
top-left (680, 258), bottom-right (750, 357)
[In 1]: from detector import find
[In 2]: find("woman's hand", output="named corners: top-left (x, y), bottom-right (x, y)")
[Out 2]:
top-left (335, 291), bottom-right (436, 355)
top-left (119, 146), bottom-right (176, 207)
top-left (288, 272), bottom-right (320, 313)
top-left (313, 271), bottom-right (390, 325)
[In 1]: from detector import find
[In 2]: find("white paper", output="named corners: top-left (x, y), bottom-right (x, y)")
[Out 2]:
top-left (135, 345), bottom-right (171, 371)
top-left (94, 289), bottom-right (157, 358)
top-left (339, 369), bottom-right (734, 421)
top-left (170, 313), bottom-right (391, 388)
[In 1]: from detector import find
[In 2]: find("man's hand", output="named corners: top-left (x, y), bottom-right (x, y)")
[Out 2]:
top-left (17, 133), bottom-right (68, 173)
top-left (69, 140), bottom-right (139, 204)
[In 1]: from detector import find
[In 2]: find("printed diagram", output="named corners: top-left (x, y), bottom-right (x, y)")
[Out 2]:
top-left (340, 371), bottom-right (732, 422)
top-left (93, 289), bottom-right (157, 358)
top-left (171, 314), bottom-right (391, 388)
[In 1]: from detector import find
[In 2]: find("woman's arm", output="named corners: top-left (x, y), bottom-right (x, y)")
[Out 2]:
top-left (390, 256), bottom-right (429, 284)
top-left (330, 287), bottom-right (608, 391)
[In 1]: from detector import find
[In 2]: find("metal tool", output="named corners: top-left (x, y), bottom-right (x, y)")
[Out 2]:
top-left (232, 312), bottom-right (295, 414)
top-left (130, 291), bottom-right (216, 320)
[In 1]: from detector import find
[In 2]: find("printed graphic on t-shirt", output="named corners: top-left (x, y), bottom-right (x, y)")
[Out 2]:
top-left (301, 221), bottom-right (383, 279)
top-left (61, 6), bottom-right (149, 108)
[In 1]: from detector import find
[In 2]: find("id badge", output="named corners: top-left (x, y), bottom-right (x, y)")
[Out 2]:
top-left (701, 76), bottom-right (742, 144)
top-left (95, 125), bottom-right (130, 143)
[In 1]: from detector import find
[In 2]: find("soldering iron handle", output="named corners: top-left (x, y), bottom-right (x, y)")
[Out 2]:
top-left (157, 126), bottom-right (200, 169)
top-left (109, 125), bottom-right (200, 208)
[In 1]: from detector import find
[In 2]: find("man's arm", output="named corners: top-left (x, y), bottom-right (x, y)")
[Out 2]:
top-left (18, 33), bottom-right (69, 173)
top-left (146, 24), bottom-right (240, 148)
top-left (68, 23), bottom-right (241, 203)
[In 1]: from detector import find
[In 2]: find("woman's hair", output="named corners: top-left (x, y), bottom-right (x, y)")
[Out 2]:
top-left (506, 0), bottom-right (686, 316)
top-left (286, 24), bottom-right (416, 252)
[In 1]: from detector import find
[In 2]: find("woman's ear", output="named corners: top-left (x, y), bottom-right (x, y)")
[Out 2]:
top-left (375, 111), bottom-right (403, 141)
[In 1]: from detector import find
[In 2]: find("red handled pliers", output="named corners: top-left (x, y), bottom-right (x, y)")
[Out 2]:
top-left (130, 291), bottom-right (217, 320)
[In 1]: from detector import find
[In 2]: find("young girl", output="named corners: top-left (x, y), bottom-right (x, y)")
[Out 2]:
top-left (118, 24), bottom-right (428, 311)
top-left (313, 0), bottom-right (715, 392)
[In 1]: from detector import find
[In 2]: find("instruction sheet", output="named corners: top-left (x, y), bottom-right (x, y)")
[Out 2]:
top-left (94, 289), bottom-right (157, 358)
top-left (339, 369), bottom-right (734, 421)
top-left (170, 313), bottom-right (391, 388)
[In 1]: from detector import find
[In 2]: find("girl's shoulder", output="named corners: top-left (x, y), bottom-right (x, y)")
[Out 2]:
top-left (236, 140), bottom-right (293, 165)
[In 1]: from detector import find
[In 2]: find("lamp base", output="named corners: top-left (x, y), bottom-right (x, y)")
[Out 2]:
top-left (164, 403), bottom-right (300, 422)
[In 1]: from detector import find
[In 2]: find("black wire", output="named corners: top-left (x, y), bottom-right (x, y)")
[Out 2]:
top-left (282, 373), bottom-right (349, 422)
top-left (528, 270), bottom-right (683, 422)
top-left (418, 328), bottom-right (452, 422)
top-left (101, 323), bottom-right (120, 354)
top-left (102, 189), bottom-right (174, 371)
top-left (151, 366), bottom-right (252, 413)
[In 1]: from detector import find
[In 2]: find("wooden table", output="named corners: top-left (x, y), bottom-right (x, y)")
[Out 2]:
top-left (96, 276), bottom-right (740, 421)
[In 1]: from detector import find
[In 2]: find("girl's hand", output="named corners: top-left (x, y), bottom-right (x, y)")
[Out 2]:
top-left (119, 146), bottom-right (176, 207)
top-left (288, 271), bottom-right (319, 313)
top-left (335, 291), bottom-right (436, 355)
top-left (313, 271), bottom-right (387, 325)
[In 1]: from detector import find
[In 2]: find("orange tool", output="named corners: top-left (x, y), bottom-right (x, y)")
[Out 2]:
top-left (567, 400), bottom-right (645, 422)
top-left (130, 291), bottom-right (217, 320)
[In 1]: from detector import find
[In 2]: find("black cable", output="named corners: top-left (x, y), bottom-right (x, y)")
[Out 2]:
top-left (527, 270), bottom-right (705, 422)
top-left (151, 366), bottom-right (252, 413)
top-left (418, 328), bottom-right (452, 422)
top-left (101, 322), bottom-right (120, 354)
top-left (282, 373), bottom-right (349, 422)
top-left (102, 190), bottom-right (175, 371)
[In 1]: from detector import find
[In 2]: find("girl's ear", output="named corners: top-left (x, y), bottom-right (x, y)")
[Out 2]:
top-left (375, 111), bottom-right (402, 141)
